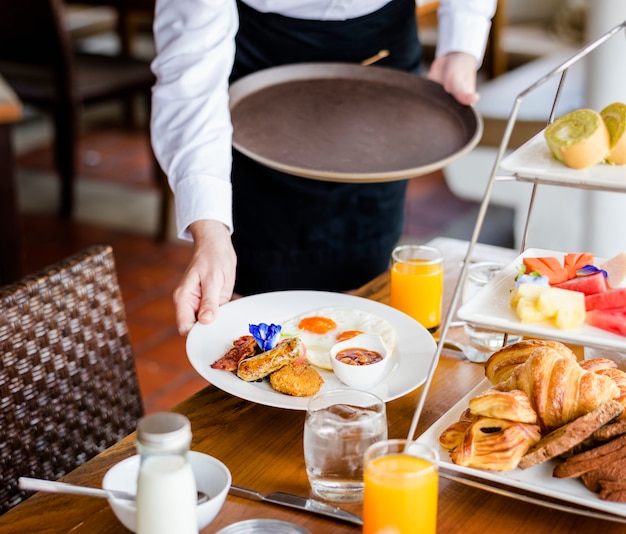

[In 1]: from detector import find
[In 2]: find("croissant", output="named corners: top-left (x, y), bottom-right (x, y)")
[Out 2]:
top-left (450, 416), bottom-right (541, 471)
top-left (593, 367), bottom-right (626, 421)
top-left (485, 339), bottom-right (576, 385)
top-left (439, 409), bottom-right (477, 451)
top-left (579, 357), bottom-right (618, 373)
top-left (497, 346), bottom-right (620, 433)
top-left (469, 389), bottom-right (537, 424)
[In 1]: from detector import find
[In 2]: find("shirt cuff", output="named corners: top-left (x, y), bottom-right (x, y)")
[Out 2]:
top-left (174, 174), bottom-right (233, 242)
top-left (435, 9), bottom-right (493, 67)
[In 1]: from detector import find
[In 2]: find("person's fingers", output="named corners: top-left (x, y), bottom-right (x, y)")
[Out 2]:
top-left (173, 220), bottom-right (237, 336)
top-left (427, 53), bottom-right (479, 107)
top-left (173, 278), bottom-right (202, 336)
top-left (196, 283), bottom-right (220, 325)
top-left (450, 90), bottom-right (480, 106)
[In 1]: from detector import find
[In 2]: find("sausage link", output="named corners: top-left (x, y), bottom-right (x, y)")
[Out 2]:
top-left (237, 337), bottom-right (304, 381)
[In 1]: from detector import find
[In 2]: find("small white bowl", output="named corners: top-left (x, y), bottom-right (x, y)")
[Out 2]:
top-left (102, 450), bottom-right (231, 532)
top-left (330, 333), bottom-right (391, 389)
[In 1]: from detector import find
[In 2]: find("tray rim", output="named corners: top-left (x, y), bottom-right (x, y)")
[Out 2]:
top-left (229, 62), bottom-right (483, 183)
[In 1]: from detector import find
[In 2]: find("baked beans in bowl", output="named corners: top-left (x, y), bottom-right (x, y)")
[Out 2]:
top-left (330, 334), bottom-right (391, 389)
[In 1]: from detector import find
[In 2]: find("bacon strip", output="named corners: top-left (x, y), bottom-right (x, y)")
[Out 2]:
top-left (211, 335), bottom-right (259, 371)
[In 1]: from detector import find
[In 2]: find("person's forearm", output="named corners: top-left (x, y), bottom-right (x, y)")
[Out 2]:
top-left (151, 0), bottom-right (237, 240)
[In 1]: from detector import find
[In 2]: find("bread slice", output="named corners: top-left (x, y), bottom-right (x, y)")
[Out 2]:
top-left (592, 418), bottom-right (626, 442)
top-left (581, 455), bottom-right (626, 492)
top-left (518, 399), bottom-right (623, 470)
top-left (598, 480), bottom-right (626, 503)
top-left (563, 418), bottom-right (626, 457)
top-left (554, 432), bottom-right (626, 479)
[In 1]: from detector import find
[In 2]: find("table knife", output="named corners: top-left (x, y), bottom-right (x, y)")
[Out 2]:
top-left (228, 485), bottom-right (363, 526)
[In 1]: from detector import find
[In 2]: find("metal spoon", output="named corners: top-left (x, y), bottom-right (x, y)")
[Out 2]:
top-left (18, 476), bottom-right (209, 504)
top-left (434, 321), bottom-right (494, 363)
top-left (439, 337), bottom-right (493, 363)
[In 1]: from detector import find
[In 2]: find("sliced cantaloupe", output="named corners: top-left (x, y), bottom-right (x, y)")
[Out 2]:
top-left (522, 257), bottom-right (568, 285)
top-left (563, 252), bottom-right (594, 279)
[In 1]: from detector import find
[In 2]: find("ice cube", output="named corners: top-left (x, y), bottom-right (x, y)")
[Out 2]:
top-left (326, 403), bottom-right (365, 420)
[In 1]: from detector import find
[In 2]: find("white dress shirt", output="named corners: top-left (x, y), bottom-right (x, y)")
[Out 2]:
top-left (151, 0), bottom-right (497, 240)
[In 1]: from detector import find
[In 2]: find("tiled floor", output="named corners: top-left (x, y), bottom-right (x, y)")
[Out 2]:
top-left (15, 123), bottom-right (514, 415)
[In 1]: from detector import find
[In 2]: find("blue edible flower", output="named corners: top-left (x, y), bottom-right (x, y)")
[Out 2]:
top-left (249, 323), bottom-right (282, 352)
top-left (515, 274), bottom-right (550, 287)
top-left (576, 264), bottom-right (607, 278)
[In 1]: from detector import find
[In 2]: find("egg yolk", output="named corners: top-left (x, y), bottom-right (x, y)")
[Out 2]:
top-left (335, 330), bottom-right (363, 342)
top-left (298, 316), bottom-right (337, 334)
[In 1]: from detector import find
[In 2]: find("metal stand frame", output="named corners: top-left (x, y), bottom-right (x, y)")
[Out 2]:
top-left (407, 20), bottom-right (626, 442)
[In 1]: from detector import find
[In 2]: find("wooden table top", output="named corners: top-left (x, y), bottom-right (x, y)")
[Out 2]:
top-left (2, 237), bottom-right (625, 533)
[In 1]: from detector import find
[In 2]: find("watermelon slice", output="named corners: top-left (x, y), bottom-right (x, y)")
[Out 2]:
top-left (553, 271), bottom-right (607, 296)
top-left (564, 252), bottom-right (594, 279)
top-left (586, 288), bottom-right (626, 311)
top-left (586, 308), bottom-right (626, 336)
top-left (523, 257), bottom-right (568, 285)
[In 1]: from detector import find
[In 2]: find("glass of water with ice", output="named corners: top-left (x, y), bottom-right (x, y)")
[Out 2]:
top-left (304, 389), bottom-right (387, 503)
top-left (462, 261), bottom-right (522, 359)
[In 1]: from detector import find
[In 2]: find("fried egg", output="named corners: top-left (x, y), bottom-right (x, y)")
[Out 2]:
top-left (280, 307), bottom-right (396, 370)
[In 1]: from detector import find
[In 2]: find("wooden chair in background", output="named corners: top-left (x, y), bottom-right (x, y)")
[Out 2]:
top-left (0, 244), bottom-right (144, 514)
top-left (0, 0), bottom-right (170, 241)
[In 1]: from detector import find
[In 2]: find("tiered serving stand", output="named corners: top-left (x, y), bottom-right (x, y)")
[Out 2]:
top-left (409, 19), bottom-right (626, 523)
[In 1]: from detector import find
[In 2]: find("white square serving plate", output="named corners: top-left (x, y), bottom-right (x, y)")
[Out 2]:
top-left (500, 132), bottom-right (626, 192)
top-left (418, 379), bottom-right (626, 519)
top-left (456, 248), bottom-right (626, 352)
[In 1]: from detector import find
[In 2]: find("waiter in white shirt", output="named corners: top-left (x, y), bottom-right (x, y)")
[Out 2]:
top-left (151, 0), bottom-right (497, 335)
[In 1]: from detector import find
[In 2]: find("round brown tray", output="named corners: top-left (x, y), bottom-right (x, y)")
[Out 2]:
top-left (229, 63), bottom-right (483, 183)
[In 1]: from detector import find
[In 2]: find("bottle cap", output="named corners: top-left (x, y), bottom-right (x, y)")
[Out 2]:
top-left (137, 412), bottom-right (192, 451)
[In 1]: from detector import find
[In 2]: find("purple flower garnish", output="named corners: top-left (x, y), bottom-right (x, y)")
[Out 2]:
top-left (515, 274), bottom-right (550, 287)
top-left (249, 323), bottom-right (282, 352)
top-left (576, 264), bottom-right (607, 278)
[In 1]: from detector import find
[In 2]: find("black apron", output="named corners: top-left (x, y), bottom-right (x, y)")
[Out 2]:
top-left (231, 0), bottom-right (421, 295)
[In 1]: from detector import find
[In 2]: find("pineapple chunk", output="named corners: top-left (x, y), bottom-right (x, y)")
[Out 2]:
top-left (511, 284), bottom-right (551, 323)
top-left (537, 288), bottom-right (585, 329)
top-left (516, 301), bottom-right (549, 323)
top-left (510, 283), bottom-right (585, 329)
top-left (510, 283), bottom-right (547, 307)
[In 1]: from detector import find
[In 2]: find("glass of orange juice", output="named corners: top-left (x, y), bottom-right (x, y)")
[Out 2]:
top-left (390, 245), bottom-right (443, 333)
top-left (363, 439), bottom-right (439, 534)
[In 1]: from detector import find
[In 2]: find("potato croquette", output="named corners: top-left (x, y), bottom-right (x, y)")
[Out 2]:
top-left (270, 363), bottom-right (324, 397)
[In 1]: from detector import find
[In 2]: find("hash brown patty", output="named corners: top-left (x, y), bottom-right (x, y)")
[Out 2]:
top-left (270, 363), bottom-right (324, 397)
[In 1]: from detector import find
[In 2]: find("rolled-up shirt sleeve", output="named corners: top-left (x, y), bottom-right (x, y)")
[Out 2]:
top-left (151, 0), bottom-right (238, 241)
top-left (435, 0), bottom-right (497, 67)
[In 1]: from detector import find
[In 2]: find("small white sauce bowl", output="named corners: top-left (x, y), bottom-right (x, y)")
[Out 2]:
top-left (102, 450), bottom-right (231, 532)
top-left (330, 333), bottom-right (391, 389)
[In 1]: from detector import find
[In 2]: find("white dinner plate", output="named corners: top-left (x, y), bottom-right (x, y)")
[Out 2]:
top-left (500, 132), bottom-right (626, 192)
top-left (457, 248), bottom-right (626, 352)
top-left (418, 379), bottom-right (626, 518)
top-left (186, 290), bottom-right (437, 410)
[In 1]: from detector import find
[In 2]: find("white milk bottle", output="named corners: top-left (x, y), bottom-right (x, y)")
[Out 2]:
top-left (136, 412), bottom-right (198, 534)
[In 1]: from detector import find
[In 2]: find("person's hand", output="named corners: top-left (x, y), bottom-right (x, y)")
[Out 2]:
top-left (173, 219), bottom-right (237, 336)
top-left (427, 52), bottom-right (480, 106)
